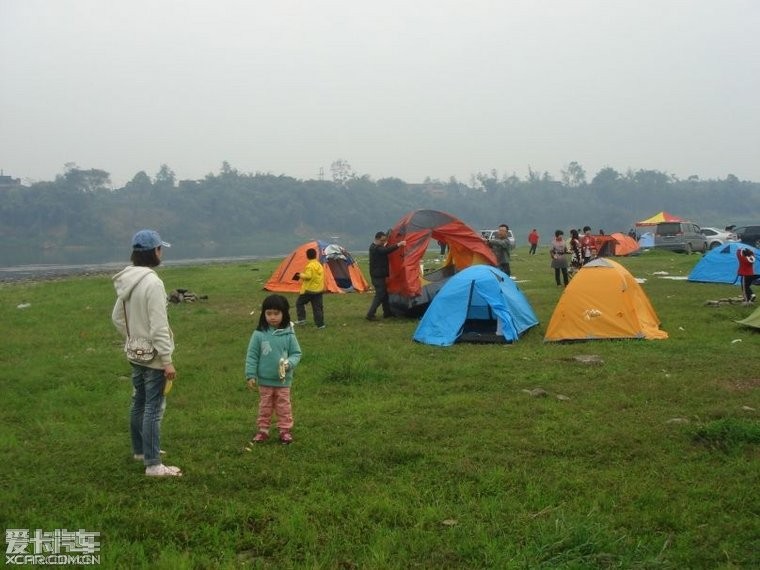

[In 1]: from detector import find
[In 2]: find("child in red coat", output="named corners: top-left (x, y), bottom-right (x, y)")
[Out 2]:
top-left (737, 247), bottom-right (757, 303)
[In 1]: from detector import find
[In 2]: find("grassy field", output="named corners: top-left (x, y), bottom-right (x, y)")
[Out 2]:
top-left (1, 247), bottom-right (758, 569)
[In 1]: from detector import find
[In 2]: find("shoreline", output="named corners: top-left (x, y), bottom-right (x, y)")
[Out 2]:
top-left (0, 255), bottom-right (283, 283)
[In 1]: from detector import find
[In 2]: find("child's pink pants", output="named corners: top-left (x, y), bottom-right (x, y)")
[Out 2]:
top-left (257, 386), bottom-right (293, 431)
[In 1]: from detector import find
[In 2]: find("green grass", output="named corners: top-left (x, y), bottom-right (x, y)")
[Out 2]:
top-left (1, 248), bottom-right (758, 568)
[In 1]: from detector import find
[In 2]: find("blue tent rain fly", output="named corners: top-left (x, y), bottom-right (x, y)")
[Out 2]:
top-left (687, 243), bottom-right (760, 284)
top-left (413, 265), bottom-right (538, 346)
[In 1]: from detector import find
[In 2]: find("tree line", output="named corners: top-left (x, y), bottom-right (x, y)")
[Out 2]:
top-left (1, 161), bottom-right (759, 262)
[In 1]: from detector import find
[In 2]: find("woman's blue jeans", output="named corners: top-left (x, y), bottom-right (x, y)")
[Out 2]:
top-left (130, 364), bottom-right (167, 466)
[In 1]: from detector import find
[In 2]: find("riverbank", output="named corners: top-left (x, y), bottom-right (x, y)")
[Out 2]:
top-left (0, 255), bottom-right (283, 283)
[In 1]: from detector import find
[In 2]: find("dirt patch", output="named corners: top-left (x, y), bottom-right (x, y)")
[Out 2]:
top-left (720, 378), bottom-right (760, 392)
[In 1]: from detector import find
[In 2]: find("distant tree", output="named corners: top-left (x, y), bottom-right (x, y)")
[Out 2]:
top-left (561, 161), bottom-right (587, 187)
top-left (632, 169), bottom-right (672, 188)
top-left (58, 163), bottom-right (111, 192)
top-left (526, 167), bottom-right (541, 184)
top-left (154, 164), bottom-right (176, 189)
top-left (330, 159), bottom-right (354, 186)
top-left (377, 177), bottom-right (407, 191)
top-left (219, 161), bottom-right (239, 179)
top-left (125, 171), bottom-right (153, 192)
top-left (591, 167), bottom-right (621, 187)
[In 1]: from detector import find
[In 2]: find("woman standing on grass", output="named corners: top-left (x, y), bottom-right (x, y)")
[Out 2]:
top-left (569, 229), bottom-right (582, 275)
top-left (550, 230), bottom-right (570, 287)
top-left (112, 229), bottom-right (181, 478)
top-left (245, 294), bottom-right (302, 447)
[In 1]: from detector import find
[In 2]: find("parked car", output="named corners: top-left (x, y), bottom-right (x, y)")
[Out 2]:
top-left (480, 228), bottom-right (516, 248)
top-left (653, 222), bottom-right (707, 254)
top-left (733, 225), bottom-right (760, 248)
top-left (699, 226), bottom-right (738, 249)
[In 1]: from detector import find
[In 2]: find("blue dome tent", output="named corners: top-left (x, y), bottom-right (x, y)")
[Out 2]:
top-left (687, 243), bottom-right (760, 285)
top-left (413, 265), bottom-right (538, 346)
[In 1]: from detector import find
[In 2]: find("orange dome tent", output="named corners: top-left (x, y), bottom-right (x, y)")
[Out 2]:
top-left (596, 233), bottom-right (641, 256)
top-left (264, 240), bottom-right (369, 294)
top-left (544, 258), bottom-right (667, 342)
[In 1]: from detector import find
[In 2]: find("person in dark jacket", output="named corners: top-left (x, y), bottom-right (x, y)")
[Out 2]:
top-left (366, 231), bottom-right (406, 320)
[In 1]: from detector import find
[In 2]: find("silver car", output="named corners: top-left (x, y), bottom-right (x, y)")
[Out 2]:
top-left (699, 226), bottom-right (738, 250)
top-left (480, 229), bottom-right (516, 248)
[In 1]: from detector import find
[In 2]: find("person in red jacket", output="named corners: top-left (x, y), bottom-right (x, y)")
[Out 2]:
top-left (737, 247), bottom-right (757, 304)
top-left (528, 229), bottom-right (539, 255)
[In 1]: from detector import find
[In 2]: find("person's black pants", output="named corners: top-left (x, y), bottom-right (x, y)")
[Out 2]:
top-left (296, 292), bottom-right (324, 326)
top-left (367, 276), bottom-right (391, 318)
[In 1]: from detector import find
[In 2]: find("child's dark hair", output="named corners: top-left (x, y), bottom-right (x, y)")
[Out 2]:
top-left (257, 294), bottom-right (292, 331)
top-left (306, 248), bottom-right (317, 260)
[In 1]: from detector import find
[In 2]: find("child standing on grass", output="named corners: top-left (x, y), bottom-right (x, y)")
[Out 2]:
top-left (294, 247), bottom-right (326, 329)
top-left (737, 247), bottom-right (757, 304)
top-left (245, 294), bottom-right (302, 446)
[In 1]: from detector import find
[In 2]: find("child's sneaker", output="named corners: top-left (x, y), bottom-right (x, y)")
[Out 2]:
top-left (244, 431), bottom-right (269, 451)
top-left (279, 431), bottom-right (293, 445)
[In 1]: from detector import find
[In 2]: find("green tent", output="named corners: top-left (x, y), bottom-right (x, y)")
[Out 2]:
top-left (737, 305), bottom-right (760, 329)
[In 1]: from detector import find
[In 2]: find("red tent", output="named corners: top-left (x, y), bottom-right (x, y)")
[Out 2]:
top-left (386, 209), bottom-right (496, 301)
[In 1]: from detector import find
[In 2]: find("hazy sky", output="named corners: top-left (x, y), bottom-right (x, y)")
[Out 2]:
top-left (2, 0), bottom-right (759, 187)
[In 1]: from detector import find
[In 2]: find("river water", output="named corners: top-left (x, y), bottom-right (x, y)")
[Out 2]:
top-left (0, 255), bottom-right (282, 282)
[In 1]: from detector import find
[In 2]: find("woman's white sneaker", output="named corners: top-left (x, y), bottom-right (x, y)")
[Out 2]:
top-left (145, 464), bottom-right (182, 477)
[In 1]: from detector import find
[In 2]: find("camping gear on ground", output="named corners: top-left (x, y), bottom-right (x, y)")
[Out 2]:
top-left (386, 209), bottom-right (497, 316)
top-left (688, 243), bottom-right (760, 285)
top-left (413, 265), bottom-right (538, 346)
top-left (264, 240), bottom-right (369, 293)
top-left (544, 258), bottom-right (668, 341)
top-left (168, 289), bottom-right (206, 303)
top-left (122, 301), bottom-right (157, 362)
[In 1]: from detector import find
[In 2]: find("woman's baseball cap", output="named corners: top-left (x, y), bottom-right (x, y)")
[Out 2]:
top-left (132, 229), bottom-right (171, 251)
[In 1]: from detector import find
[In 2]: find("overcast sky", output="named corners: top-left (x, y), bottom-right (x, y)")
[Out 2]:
top-left (1, 0), bottom-right (759, 187)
